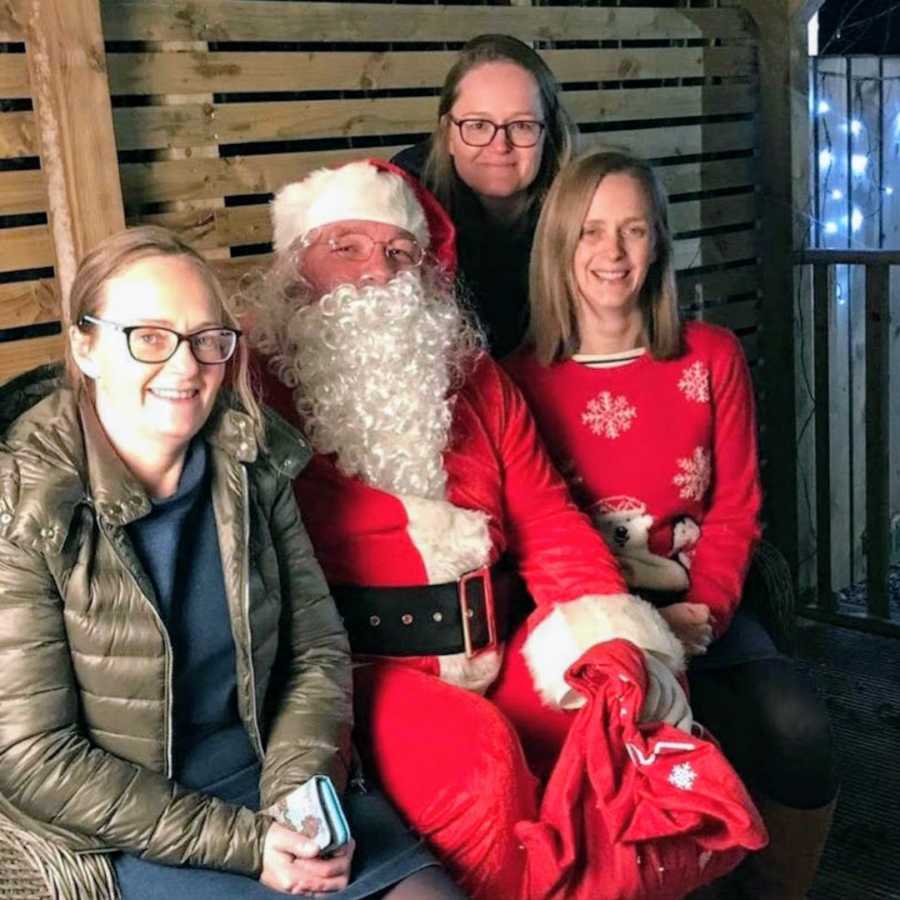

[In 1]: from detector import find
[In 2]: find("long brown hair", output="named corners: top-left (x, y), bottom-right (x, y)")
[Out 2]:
top-left (422, 34), bottom-right (576, 221)
top-left (65, 225), bottom-right (265, 444)
top-left (529, 150), bottom-right (682, 365)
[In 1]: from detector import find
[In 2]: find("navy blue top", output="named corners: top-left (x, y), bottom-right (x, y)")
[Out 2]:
top-left (126, 440), bottom-right (257, 789)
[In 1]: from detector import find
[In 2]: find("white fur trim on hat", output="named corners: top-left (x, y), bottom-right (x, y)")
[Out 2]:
top-left (271, 161), bottom-right (430, 252)
top-left (522, 593), bottom-right (685, 709)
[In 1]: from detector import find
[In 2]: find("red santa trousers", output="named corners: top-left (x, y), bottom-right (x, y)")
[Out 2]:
top-left (354, 662), bottom-right (540, 899)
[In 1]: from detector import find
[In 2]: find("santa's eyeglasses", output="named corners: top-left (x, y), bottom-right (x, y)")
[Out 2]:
top-left (317, 233), bottom-right (425, 268)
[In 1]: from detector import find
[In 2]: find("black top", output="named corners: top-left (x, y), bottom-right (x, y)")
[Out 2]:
top-left (393, 141), bottom-right (539, 359)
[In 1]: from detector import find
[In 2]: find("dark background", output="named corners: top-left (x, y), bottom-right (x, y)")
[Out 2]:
top-left (818, 0), bottom-right (900, 55)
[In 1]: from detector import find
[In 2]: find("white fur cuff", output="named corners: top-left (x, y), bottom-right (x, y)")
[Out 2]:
top-left (522, 594), bottom-right (686, 708)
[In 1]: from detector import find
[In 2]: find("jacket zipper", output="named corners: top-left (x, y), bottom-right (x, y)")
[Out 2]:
top-left (101, 520), bottom-right (175, 777)
top-left (240, 466), bottom-right (264, 760)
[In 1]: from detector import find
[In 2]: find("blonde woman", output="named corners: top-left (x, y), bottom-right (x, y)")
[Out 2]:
top-left (501, 150), bottom-right (839, 899)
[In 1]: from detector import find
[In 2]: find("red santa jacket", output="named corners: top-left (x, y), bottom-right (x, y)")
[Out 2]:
top-left (258, 354), bottom-right (687, 703)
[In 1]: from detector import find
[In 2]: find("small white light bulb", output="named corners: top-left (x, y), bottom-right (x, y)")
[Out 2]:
top-left (851, 154), bottom-right (868, 175)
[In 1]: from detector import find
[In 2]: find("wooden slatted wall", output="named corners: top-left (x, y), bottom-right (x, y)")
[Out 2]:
top-left (0, 14), bottom-right (60, 382)
top-left (0, 0), bottom-right (761, 382)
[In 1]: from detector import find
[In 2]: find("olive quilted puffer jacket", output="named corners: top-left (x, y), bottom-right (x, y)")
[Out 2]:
top-left (0, 366), bottom-right (352, 877)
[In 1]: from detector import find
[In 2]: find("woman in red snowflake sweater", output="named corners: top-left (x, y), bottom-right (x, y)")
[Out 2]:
top-left (499, 150), bottom-right (839, 900)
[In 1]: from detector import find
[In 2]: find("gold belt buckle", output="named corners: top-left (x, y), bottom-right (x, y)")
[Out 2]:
top-left (458, 566), bottom-right (497, 659)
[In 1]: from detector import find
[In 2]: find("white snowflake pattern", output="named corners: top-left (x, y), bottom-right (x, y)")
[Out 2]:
top-left (678, 361), bottom-right (710, 404)
top-left (668, 762), bottom-right (698, 791)
top-left (581, 391), bottom-right (637, 439)
top-left (673, 447), bottom-right (711, 501)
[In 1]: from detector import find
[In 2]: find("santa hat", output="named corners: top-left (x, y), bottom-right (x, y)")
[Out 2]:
top-left (271, 158), bottom-right (457, 273)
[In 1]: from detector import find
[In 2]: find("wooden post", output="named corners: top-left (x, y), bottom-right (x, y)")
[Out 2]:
top-left (24, 0), bottom-right (125, 310)
top-left (865, 263), bottom-right (890, 617)
top-left (731, 0), bottom-right (827, 588)
top-left (812, 263), bottom-right (835, 610)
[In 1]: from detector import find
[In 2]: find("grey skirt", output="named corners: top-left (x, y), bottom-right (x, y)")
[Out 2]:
top-left (113, 763), bottom-right (437, 899)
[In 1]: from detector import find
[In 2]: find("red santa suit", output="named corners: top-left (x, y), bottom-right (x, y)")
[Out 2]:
top-left (258, 355), bottom-right (682, 890)
top-left (255, 159), bottom-right (765, 899)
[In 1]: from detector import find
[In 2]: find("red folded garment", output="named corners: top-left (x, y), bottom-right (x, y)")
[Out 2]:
top-left (515, 639), bottom-right (768, 900)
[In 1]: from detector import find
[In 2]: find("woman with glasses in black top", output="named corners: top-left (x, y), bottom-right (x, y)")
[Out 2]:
top-left (393, 34), bottom-right (575, 357)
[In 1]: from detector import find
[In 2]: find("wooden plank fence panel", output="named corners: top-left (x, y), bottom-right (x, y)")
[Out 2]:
top-left (0, 110), bottom-right (37, 158)
top-left (544, 46), bottom-right (757, 82)
top-left (678, 264), bottom-right (761, 304)
top-left (656, 158), bottom-right (756, 196)
top-left (0, 334), bottom-right (63, 384)
top-left (0, 168), bottom-right (46, 215)
top-left (669, 194), bottom-right (757, 234)
top-left (119, 119), bottom-right (756, 210)
top-left (701, 298), bottom-right (759, 331)
top-left (0, 0), bottom-right (765, 404)
top-left (105, 46), bottom-right (757, 98)
top-left (113, 85), bottom-right (756, 153)
top-left (674, 229), bottom-right (756, 271)
top-left (0, 52), bottom-right (29, 99)
top-left (0, 2), bottom-right (24, 42)
top-left (0, 278), bottom-right (58, 330)
top-left (0, 224), bottom-right (54, 273)
top-left (100, 2), bottom-right (756, 44)
top-left (132, 195), bottom-right (755, 257)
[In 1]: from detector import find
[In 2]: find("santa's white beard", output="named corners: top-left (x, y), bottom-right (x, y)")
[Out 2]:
top-left (273, 270), bottom-right (480, 499)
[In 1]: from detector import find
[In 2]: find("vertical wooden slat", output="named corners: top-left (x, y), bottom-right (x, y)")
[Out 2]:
top-left (865, 263), bottom-right (890, 618)
top-left (732, 0), bottom-right (800, 580)
top-left (813, 262), bottom-right (836, 610)
top-left (24, 0), bottom-right (125, 308)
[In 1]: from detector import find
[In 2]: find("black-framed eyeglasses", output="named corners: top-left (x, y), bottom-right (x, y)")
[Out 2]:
top-left (79, 315), bottom-right (241, 365)
top-left (317, 233), bottom-right (425, 268)
top-left (448, 116), bottom-right (546, 148)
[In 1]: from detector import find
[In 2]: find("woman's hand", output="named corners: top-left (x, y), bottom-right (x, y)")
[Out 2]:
top-left (260, 822), bottom-right (355, 894)
top-left (659, 602), bottom-right (714, 656)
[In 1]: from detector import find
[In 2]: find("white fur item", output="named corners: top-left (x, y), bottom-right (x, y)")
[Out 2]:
top-left (271, 161), bottom-right (430, 252)
top-left (523, 593), bottom-right (686, 709)
top-left (438, 648), bottom-right (503, 694)
top-left (399, 495), bottom-right (492, 584)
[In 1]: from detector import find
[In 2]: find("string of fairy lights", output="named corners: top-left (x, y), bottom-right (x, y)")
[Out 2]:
top-left (811, 66), bottom-right (898, 256)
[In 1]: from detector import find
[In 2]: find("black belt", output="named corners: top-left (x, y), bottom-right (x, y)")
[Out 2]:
top-left (332, 565), bottom-right (510, 658)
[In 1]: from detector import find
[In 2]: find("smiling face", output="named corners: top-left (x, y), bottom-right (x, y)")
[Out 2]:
top-left (447, 61), bottom-right (545, 206)
top-left (299, 219), bottom-right (422, 296)
top-left (73, 254), bottom-right (226, 468)
top-left (573, 172), bottom-right (657, 326)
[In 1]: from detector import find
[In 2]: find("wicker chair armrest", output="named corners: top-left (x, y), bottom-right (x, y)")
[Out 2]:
top-left (0, 807), bottom-right (118, 900)
top-left (742, 539), bottom-right (797, 654)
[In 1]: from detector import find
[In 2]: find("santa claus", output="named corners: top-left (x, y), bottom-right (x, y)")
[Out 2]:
top-left (249, 159), bottom-right (765, 899)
